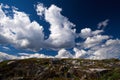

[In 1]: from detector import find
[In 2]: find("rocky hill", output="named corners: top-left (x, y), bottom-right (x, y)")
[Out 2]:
top-left (0, 58), bottom-right (120, 80)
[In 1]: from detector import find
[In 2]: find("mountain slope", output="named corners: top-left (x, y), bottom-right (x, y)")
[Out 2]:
top-left (0, 58), bottom-right (120, 80)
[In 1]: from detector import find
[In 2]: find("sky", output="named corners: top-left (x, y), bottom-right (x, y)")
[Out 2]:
top-left (0, 0), bottom-right (120, 61)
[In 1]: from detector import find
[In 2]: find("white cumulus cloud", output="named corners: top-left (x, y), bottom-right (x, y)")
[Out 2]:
top-left (0, 4), bottom-right (45, 51)
top-left (0, 3), bottom-right (120, 60)
top-left (0, 3), bottom-right (76, 51)
top-left (89, 39), bottom-right (120, 59)
top-left (84, 35), bottom-right (109, 48)
top-left (36, 4), bottom-right (76, 49)
top-left (36, 3), bottom-right (45, 16)
top-left (73, 27), bottom-right (120, 60)
top-left (79, 28), bottom-right (104, 39)
top-left (55, 49), bottom-right (73, 58)
top-left (19, 53), bottom-right (54, 59)
top-left (0, 52), bottom-right (17, 62)
top-left (73, 48), bottom-right (89, 58)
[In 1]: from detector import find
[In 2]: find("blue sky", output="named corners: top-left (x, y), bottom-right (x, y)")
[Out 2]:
top-left (1, 0), bottom-right (120, 37)
top-left (0, 0), bottom-right (120, 60)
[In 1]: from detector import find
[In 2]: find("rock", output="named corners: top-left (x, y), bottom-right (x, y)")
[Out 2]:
top-left (7, 61), bottom-right (15, 65)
